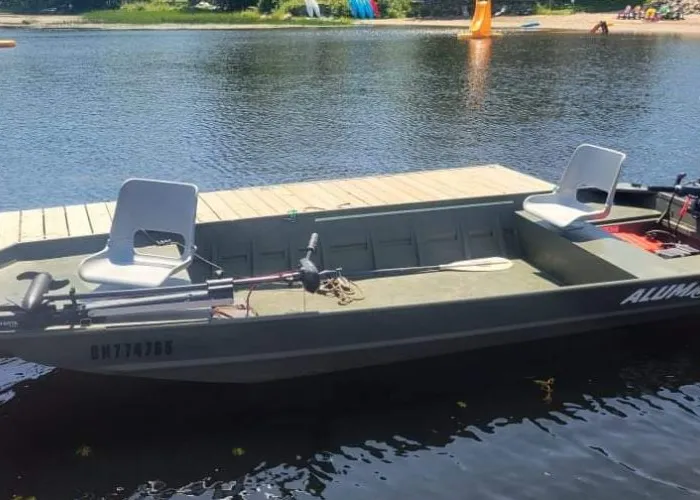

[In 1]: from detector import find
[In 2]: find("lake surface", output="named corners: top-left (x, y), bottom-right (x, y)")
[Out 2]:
top-left (1, 28), bottom-right (700, 211)
top-left (2, 27), bottom-right (700, 500)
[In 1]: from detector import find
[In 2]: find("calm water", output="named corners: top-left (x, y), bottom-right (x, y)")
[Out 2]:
top-left (1, 28), bottom-right (700, 211)
top-left (2, 27), bottom-right (700, 499)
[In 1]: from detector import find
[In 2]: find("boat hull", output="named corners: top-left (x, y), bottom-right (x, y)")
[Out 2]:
top-left (100, 310), bottom-right (700, 384)
top-left (2, 178), bottom-right (700, 384)
top-left (3, 277), bottom-right (700, 383)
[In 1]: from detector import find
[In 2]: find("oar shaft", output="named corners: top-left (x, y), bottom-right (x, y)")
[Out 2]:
top-left (335, 266), bottom-right (438, 280)
top-left (324, 257), bottom-right (511, 280)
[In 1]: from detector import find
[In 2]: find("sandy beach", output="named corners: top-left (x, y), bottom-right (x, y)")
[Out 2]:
top-left (1, 12), bottom-right (699, 35)
top-left (363, 13), bottom-right (700, 36)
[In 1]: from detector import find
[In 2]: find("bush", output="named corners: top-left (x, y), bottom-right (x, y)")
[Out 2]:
top-left (377, 0), bottom-right (411, 16)
top-left (274, 0), bottom-right (304, 14)
top-left (323, 0), bottom-right (349, 16)
top-left (83, 5), bottom-right (352, 21)
top-left (121, 0), bottom-right (179, 11)
top-left (533, 2), bottom-right (574, 13)
top-left (257, 0), bottom-right (275, 12)
top-left (274, 0), bottom-right (348, 16)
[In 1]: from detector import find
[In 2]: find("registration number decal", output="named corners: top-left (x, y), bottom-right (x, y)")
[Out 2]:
top-left (90, 340), bottom-right (173, 360)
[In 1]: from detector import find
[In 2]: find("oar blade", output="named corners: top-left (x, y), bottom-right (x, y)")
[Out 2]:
top-left (439, 257), bottom-right (513, 272)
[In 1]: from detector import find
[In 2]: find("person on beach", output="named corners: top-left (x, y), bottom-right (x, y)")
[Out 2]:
top-left (591, 20), bottom-right (609, 34)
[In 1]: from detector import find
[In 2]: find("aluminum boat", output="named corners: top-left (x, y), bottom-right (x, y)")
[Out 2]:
top-left (2, 144), bottom-right (700, 383)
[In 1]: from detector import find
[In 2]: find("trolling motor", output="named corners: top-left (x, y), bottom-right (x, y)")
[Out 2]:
top-left (631, 172), bottom-right (700, 259)
top-left (647, 172), bottom-right (700, 220)
top-left (297, 232), bottom-right (321, 293)
top-left (0, 271), bottom-right (68, 330)
top-left (0, 231), bottom-right (325, 331)
top-left (648, 172), bottom-right (700, 199)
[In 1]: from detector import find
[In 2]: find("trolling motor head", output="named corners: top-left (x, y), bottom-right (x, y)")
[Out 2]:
top-left (298, 232), bottom-right (321, 293)
top-left (19, 272), bottom-right (60, 311)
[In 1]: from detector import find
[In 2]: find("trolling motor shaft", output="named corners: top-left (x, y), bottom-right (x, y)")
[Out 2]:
top-left (647, 172), bottom-right (700, 197)
top-left (298, 232), bottom-right (321, 293)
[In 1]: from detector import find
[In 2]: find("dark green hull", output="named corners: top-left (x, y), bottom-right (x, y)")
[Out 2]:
top-left (2, 184), bottom-right (700, 383)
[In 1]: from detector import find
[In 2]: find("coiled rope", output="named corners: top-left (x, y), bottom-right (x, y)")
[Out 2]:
top-left (317, 275), bottom-right (365, 306)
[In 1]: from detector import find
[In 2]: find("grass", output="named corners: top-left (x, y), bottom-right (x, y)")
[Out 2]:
top-left (532, 3), bottom-right (576, 15)
top-left (82, 8), bottom-right (352, 25)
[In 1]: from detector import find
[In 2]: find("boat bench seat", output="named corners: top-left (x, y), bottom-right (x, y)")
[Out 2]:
top-left (515, 210), bottom-right (681, 284)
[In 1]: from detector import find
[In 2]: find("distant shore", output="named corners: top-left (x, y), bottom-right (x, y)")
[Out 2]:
top-left (360, 14), bottom-right (700, 35)
top-left (1, 12), bottom-right (700, 36)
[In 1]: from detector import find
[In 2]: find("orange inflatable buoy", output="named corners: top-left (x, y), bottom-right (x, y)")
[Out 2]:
top-left (0, 40), bottom-right (17, 49)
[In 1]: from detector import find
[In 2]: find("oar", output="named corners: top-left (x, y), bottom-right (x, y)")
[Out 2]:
top-left (326, 257), bottom-right (513, 281)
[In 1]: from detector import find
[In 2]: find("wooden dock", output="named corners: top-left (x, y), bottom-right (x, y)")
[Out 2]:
top-left (0, 164), bottom-right (553, 250)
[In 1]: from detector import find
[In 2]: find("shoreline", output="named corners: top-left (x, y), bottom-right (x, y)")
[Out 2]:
top-left (1, 12), bottom-right (700, 35)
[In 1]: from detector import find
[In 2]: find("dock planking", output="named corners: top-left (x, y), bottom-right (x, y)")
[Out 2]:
top-left (0, 165), bottom-right (554, 249)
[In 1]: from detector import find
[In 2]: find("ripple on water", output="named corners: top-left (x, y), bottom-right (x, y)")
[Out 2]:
top-left (1, 29), bottom-right (700, 210)
top-left (4, 346), bottom-right (700, 500)
top-left (0, 358), bottom-right (53, 406)
top-left (3, 27), bottom-right (700, 500)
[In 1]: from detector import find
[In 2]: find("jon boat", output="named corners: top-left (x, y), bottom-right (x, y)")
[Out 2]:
top-left (2, 143), bottom-right (700, 384)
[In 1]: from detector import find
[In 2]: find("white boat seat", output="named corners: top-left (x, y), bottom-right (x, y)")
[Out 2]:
top-left (523, 143), bottom-right (626, 228)
top-left (78, 178), bottom-right (199, 289)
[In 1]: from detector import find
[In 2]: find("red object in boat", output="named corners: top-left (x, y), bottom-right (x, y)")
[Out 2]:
top-left (602, 225), bottom-right (664, 252)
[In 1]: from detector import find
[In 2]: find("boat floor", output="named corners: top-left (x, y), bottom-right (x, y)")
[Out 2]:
top-left (0, 248), bottom-right (193, 306)
top-left (0, 252), bottom-right (561, 316)
top-left (248, 259), bottom-right (561, 315)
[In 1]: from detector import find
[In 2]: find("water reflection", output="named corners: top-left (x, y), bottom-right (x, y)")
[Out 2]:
top-left (3, 327), bottom-right (700, 499)
top-left (2, 27), bottom-right (700, 499)
top-left (0, 358), bottom-right (53, 406)
top-left (465, 38), bottom-right (492, 109)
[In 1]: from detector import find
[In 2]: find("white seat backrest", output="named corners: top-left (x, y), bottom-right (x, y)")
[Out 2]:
top-left (108, 178), bottom-right (199, 262)
top-left (556, 144), bottom-right (626, 205)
